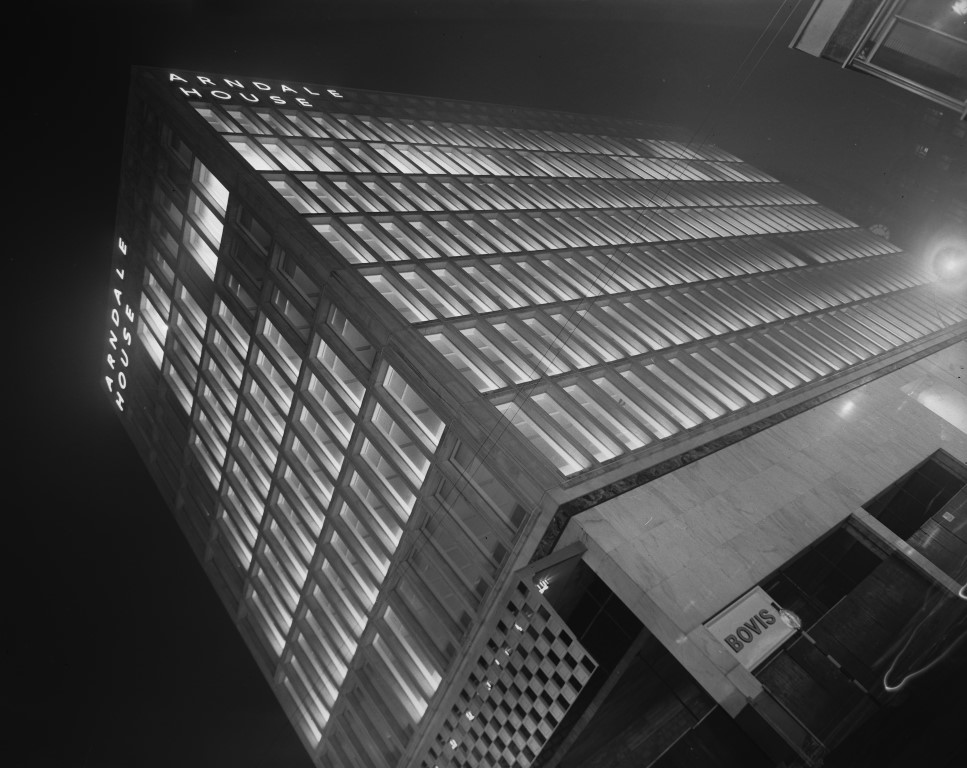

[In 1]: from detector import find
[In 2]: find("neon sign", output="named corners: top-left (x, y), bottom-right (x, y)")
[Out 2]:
top-left (104, 236), bottom-right (135, 412)
top-left (169, 72), bottom-right (343, 109)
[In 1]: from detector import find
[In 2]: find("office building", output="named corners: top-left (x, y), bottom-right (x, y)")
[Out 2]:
top-left (102, 67), bottom-right (967, 768)
top-left (791, 0), bottom-right (967, 119)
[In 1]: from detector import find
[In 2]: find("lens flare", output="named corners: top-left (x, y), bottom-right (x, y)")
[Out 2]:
top-left (926, 235), bottom-right (967, 290)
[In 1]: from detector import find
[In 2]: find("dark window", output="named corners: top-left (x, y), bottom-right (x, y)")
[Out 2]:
top-left (864, 450), bottom-right (966, 540)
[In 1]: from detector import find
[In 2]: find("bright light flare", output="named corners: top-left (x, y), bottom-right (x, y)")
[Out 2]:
top-left (925, 235), bottom-right (967, 291)
top-left (837, 399), bottom-right (856, 419)
top-left (936, 249), bottom-right (967, 280)
top-left (954, 1), bottom-right (967, 17)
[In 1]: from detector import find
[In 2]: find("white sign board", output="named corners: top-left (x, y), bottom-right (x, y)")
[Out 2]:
top-left (705, 586), bottom-right (798, 670)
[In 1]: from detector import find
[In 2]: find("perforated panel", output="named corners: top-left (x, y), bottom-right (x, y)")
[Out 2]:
top-left (421, 577), bottom-right (597, 768)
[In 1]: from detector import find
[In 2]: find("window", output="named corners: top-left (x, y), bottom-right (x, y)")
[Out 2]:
top-left (382, 366), bottom-right (444, 447)
top-left (496, 402), bottom-right (588, 475)
top-left (226, 135), bottom-right (278, 170)
top-left (188, 191), bottom-right (224, 247)
top-left (864, 451), bottom-right (966, 565)
top-left (329, 306), bottom-right (376, 369)
top-left (193, 160), bottom-right (229, 214)
top-left (278, 251), bottom-right (320, 300)
top-left (237, 206), bottom-right (273, 254)
top-left (314, 340), bottom-right (365, 412)
top-left (271, 287), bottom-right (311, 342)
top-left (260, 316), bottom-right (301, 383)
top-left (256, 138), bottom-right (313, 171)
top-left (365, 273), bottom-right (432, 323)
top-left (425, 332), bottom-right (503, 392)
top-left (269, 178), bottom-right (323, 214)
top-left (183, 223), bottom-right (218, 279)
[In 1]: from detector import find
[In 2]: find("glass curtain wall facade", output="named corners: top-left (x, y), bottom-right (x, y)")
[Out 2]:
top-left (194, 88), bottom-right (959, 480)
top-left (102, 68), bottom-right (967, 768)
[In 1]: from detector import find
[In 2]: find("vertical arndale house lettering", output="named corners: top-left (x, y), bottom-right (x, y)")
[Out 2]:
top-left (105, 237), bottom-right (135, 412)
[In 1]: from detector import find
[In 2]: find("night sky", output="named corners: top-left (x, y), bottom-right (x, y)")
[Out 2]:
top-left (15, 2), bottom-right (959, 766)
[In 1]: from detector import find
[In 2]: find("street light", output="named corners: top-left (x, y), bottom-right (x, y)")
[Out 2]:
top-left (925, 235), bottom-right (967, 291)
top-left (934, 246), bottom-right (967, 281)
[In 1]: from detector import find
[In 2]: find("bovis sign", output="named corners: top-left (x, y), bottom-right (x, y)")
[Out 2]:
top-left (704, 586), bottom-right (799, 670)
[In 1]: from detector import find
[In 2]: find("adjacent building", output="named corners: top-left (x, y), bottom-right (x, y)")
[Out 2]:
top-left (791, 0), bottom-right (967, 119)
top-left (866, 102), bottom-right (966, 249)
top-left (102, 67), bottom-right (967, 768)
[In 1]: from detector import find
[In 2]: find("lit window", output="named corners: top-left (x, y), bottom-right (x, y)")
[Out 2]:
top-left (192, 160), bottom-right (229, 214)
top-left (349, 221), bottom-right (408, 261)
top-left (288, 437), bottom-right (336, 505)
top-left (254, 348), bottom-right (294, 410)
top-left (532, 392), bottom-right (621, 462)
top-left (431, 266), bottom-right (500, 313)
top-left (253, 109), bottom-right (298, 137)
top-left (165, 363), bottom-right (194, 415)
top-left (256, 138), bottom-right (313, 171)
top-left (463, 265), bottom-right (526, 309)
top-left (304, 377), bottom-right (355, 444)
top-left (564, 382), bottom-right (648, 450)
top-left (225, 135), bottom-right (278, 171)
top-left (376, 220), bottom-right (434, 258)
top-left (359, 438), bottom-right (417, 515)
top-left (496, 402), bottom-right (588, 475)
top-left (314, 340), bottom-right (365, 411)
top-left (591, 372), bottom-right (672, 440)
top-left (183, 222), bottom-right (218, 279)
top-left (224, 106), bottom-right (270, 134)
top-left (493, 320), bottom-right (567, 377)
top-left (348, 471), bottom-right (403, 546)
top-left (269, 178), bottom-right (323, 214)
top-left (314, 222), bottom-right (374, 264)
top-left (365, 273), bottom-right (433, 323)
top-left (261, 317), bottom-right (301, 382)
top-left (248, 378), bottom-right (286, 443)
top-left (425, 333), bottom-right (503, 392)
top-left (215, 299), bottom-right (250, 354)
top-left (371, 404), bottom-right (431, 483)
top-left (621, 368), bottom-right (699, 431)
top-left (137, 315), bottom-right (164, 368)
top-left (328, 306), bottom-right (376, 369)
top-left (190, 434), bottom-right (222, 486)
top-left (337, 500), bottom-right (390, 577)
top-left (372, 633), bottom-right (429, 720)
top-left (139, 292), bottom-right (169, 348)
top-left (192, 105), bottom-right (239, 134)
top-left (188, 191), bottom-right (224, 248)
top-left (401, 271), bottom-right (467, 317)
